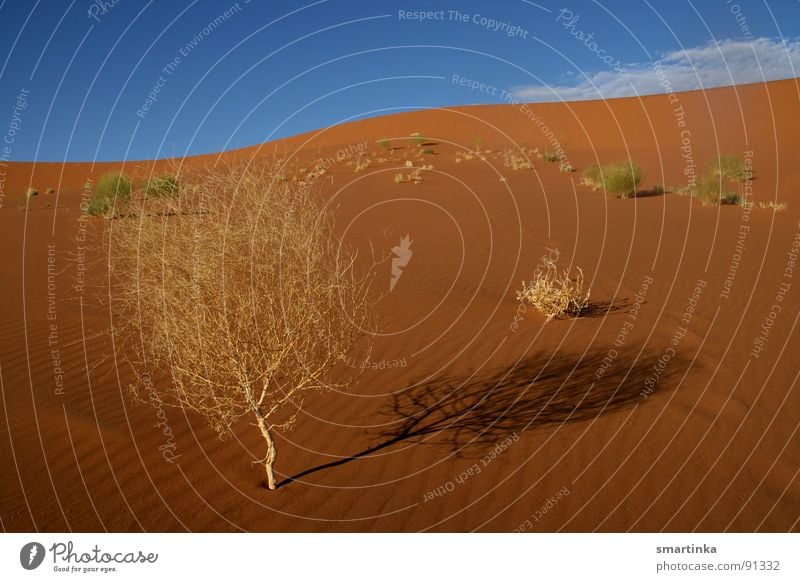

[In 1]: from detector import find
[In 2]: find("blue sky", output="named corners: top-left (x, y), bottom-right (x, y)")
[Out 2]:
top-left (0, 0), bottom-right (797, 161)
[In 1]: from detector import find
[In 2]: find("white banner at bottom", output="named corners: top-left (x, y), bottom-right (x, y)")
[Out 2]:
top-left (1, 533), bottom-right (796, 581)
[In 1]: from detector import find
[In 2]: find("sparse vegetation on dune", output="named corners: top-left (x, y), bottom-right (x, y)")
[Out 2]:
top-left (581, 160), bottom-right (645, 198)
top-left (693, 175), bottom-right (742, 206)
top-left (144, 174), bottom-right (179, 199)
top-left (675, 154), bottom-right (750, 206)
top-left (516, 257), bottom-right (589, 321)
top-left (542, 151), bottom-right (561, 163)
top-left (501, 148), bottom-right (534, 170)
top-left (109, 163), bottom-right (374, 490)
top-left (86, 172), bottom-right (132, 216)
top-left (709, 154), bottom-right (748, 182)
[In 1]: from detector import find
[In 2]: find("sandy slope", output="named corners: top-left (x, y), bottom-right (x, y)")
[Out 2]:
top-left (1, 79), bottom-right (799, 532)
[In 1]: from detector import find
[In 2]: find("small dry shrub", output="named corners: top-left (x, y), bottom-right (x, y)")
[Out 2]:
top-left (516, 258), bottom-right (589, 321)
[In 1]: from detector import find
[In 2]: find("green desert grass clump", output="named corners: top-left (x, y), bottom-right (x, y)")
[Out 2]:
top-left (709, 154), bottom-right (748, 182)
top-left (582, 160), bottom-right (645, 198)
top-left (516, 257), bottom-right (589, 321)
top-left (144, 174), bottom-right (179, 199)
top-left (26, 188), bottom-right (38, 199)
top-left (543, 151), bottom-right (561, 163)
top-left (87, 172), bottom-right (132, 216)
top-left (410, 132), bottom-right (425, 146)
top-left (693, 175), bottom-right (741, 206)
top-left (582, 164), bottom-right (603, 189)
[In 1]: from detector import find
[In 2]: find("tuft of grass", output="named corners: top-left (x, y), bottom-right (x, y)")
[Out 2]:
top-left (377, 139), bottom-right (390, 150)
top-left (650, 184), bottom-right (667, 194)
top-left (709, 154), bottom-right (748, 182)
top-left (472, 135), bottom-right (483, 152)
top-left (602, 161), bottom-right (645, 198)
top-left (516, 257), bottom-right (589, 321)
top-left (693, 175), bottom-right (741, 206)
top-left (410, 132), bottom-right (425, 146)
top-left (86, 172), bottom-right (132, 216)
top-left (421, 148), bottom-right (435, 155)
top-left (45, 187), bottom-right (56, 195)
top-left (543, 151), bottom-right (561, 163)
top-left (581, 165), bottom-right (603, 190)
top-left (26, 188), bottom-right (38, 199)
top-left (582, 161), bottom-right (645, 198)
top-left (559, 162), bottom-right (574, 173)
top-left (144, 174), bottom-right (179, 199)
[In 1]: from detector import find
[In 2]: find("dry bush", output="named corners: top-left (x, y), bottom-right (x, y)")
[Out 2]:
top-left (109, 161), bottom-right (374, 489)
top-left (516, 258), bottom-right (589, 321)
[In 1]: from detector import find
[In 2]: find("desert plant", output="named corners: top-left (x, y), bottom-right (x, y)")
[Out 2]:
top-left (144, 174), bottom-right (179, 199)
top-left (543, 151), bottom-right (561, 163)
top-left (421, 148), bottom-right (434, 155)
top-left (109, 163), bottom-right (374, 490)
top-left (583, 161), bottom-right (644, 198)
top-left (26, 188), bottom-right (38, 199)
top-left (559, 162), bottom-right (574, 173)
top-left (377, 139), bottom-right (390, 150)
top-left (516, 257), bottom-right (589, 321)
top-left (709, 154), bottom-right (748, 182)
top-left (45, 187), bottom-right (56, 195)
top-left (472, 135), bottom-right (483, 152)
top-left (87, 172), bottom-right (132, 216)
top-left (693, 175), bottom-right (741, 206)
top-left (410, 132), bottom-right (425, 146)
top-left (603, 161), bottom-right (645, 198)
top-left (501, 149), bottom-right (533, 170)
top-left (581, 165), bottom-right (603, 189)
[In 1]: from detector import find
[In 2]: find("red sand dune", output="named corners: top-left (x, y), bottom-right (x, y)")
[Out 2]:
top-left (1, 79), bottom-right (799, 532)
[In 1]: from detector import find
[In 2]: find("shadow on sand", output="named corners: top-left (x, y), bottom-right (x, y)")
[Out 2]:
top-left (278, 348), bottom-right (685, 488)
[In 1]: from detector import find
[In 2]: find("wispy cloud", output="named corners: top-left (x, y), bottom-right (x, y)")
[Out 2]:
top-left (511, 37), bottom-right (800, 102)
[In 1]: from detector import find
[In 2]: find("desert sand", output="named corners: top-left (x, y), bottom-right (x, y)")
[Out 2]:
top-left (1, 78), bottom-right (799, 532)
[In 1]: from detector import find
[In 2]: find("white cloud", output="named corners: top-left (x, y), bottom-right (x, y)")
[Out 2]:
top-left (511, 37), bottom-right (800, 102)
